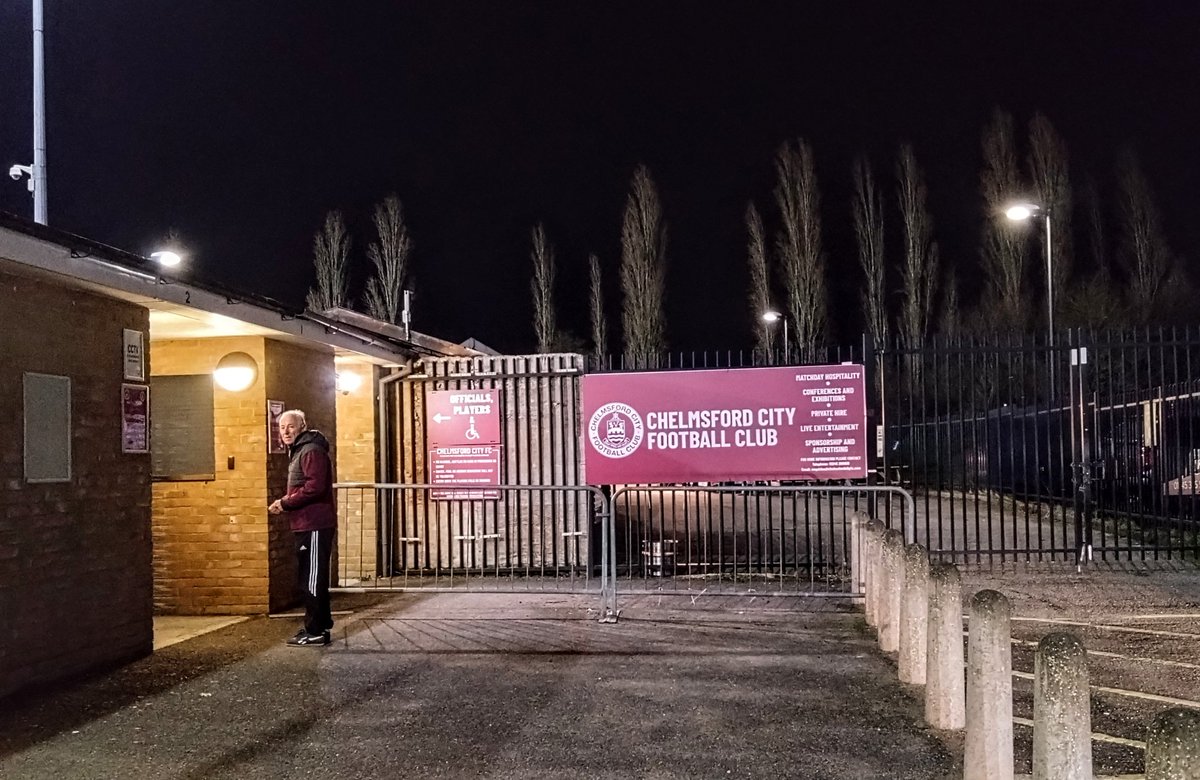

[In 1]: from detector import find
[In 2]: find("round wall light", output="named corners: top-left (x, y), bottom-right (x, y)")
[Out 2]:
top-left (214, 351), bottom-right (258, 392)
top-left (336, 370), bottom-right (362, 395)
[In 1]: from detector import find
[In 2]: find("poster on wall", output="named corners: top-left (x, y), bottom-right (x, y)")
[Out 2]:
top-left (121, 383), bottom-right (149, 454)
top-left (268, 400), bottom-right (287, 454)
top-left (122, 329), bottom-right (145, 381)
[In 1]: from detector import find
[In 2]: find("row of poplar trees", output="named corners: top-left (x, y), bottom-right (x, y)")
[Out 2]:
top-left (531, 108), bottom-right (1189, 362)
top-left (303, 108), bottom-right (1187, 359)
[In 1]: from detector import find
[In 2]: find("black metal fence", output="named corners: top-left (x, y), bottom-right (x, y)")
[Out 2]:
top-left (882, 328), bottom-right (1200, 564)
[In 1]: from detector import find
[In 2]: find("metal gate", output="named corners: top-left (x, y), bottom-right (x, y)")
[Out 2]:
top-left (610, 484), bottom-right (913, 596)
top-left (334, 482), bottom-right (615, 611)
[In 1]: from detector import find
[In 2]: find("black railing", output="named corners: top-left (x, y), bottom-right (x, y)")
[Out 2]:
top-left (883, 327), bottom-right (1200, 563)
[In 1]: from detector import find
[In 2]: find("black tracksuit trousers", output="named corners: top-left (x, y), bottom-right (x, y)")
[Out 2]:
top-left (295, 527), bottom-right (334, 635)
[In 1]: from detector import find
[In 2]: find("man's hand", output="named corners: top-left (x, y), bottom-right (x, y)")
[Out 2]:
top-left (268, 499), bottom-right (284, 515)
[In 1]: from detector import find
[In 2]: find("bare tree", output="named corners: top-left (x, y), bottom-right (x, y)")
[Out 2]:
top-left (852, 156), bottom-right (888, 349)
top-left (530, 223), bottom-right (557, 353)
top-left (588, 253), bottom-right (608, 366)
top-left (979, 109), bottom-right (1028, 328)
top-left (1027, 113), bottom-right (1072, 324)
top-left (939, 268), bottom-right (961, 337)
top-left (619, 165), bottom-right (668, 361)
top-left (1062, 174), bottom-right (1124, 327)
top-left (1116, 149), bottom-right (1175, 322)
top-left (745, 202), bottom-right (772, 358)
top-left (363, 194), bottom-right (412, 324)
top-left (897, 144), bottom-right (939, 349)
top-left (306, 210), bottom-right (350, 312)
top-left (1080, 174), bottom-right (1108, 277)
top-left (774, 139), bottom-right (826, 357)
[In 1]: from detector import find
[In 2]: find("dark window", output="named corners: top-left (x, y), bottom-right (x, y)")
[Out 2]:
top-left (150, 374), bottom-right (215, 481)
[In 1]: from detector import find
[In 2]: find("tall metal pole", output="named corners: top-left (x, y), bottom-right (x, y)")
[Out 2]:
top-left (32, 0), bottom-right (48, 224)
top-left (783, 318), bottom-right (789, 364)
top-left (1044, 213), bottom-right (1053, 346)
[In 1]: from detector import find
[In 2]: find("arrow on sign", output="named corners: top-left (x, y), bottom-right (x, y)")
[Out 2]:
top-left (432, 413), bottom-right (450, 423)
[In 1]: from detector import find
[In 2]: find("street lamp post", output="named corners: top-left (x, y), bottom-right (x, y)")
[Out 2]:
top-left (9, 0), bottom-right (48, 224)
top-left (1005, 203), bottom-right (1053, 346)
top-left (762, 310), bottom-right (788, 364)
top-left (32, 0), bottom-right (47, 224)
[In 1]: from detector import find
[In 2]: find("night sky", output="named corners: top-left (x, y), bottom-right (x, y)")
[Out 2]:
top-left (1, 3), bottom-right (1197, 354)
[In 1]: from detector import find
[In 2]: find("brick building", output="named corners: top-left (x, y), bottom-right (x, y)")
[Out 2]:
top-left (0, 213), bottom-right (474, 698)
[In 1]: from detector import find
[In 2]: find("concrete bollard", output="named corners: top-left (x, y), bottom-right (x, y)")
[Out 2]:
top-left (864, 520), bottom-right (884, 628)
top-left (849, 512), bottom-right (864, 597)
top-left (898, 543), bottom-right (930, 685)
top-left (1033, 632), bottom-right (1092, 779)
top-left (965, 589), bottom-right (1013, 780)
top-left (1146, 708), bottom-right (1200, 778)
top-left (879, 529), bottom-right (905, 653)
top-left (925, 562), bottom-right (965, 731)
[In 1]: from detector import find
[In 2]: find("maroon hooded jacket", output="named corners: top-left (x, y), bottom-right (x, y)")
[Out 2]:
top-left (281, 429), bottom-right (336, 532)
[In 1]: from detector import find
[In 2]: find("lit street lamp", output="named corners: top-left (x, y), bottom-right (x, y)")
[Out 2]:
top-left (1005, 202), bottom-right (1054, 346)
top-left (762, 310), bottom-right (788, 364)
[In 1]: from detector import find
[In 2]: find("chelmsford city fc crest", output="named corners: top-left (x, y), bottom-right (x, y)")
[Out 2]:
top-left (587, 402), bottom-right (644, 459)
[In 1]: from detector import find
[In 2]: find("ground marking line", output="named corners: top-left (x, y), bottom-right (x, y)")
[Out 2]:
top-left (1005, 616), bottom-right (1200, 640)
top-left (1012, 717), bottom-right (1146, 750)
top-left (1090, 613), bottom-right (1200, 621)
top-left (1008, 637), bottom-right (1200, 671)
top-left (1012, 670), bottom-right (1200, 710)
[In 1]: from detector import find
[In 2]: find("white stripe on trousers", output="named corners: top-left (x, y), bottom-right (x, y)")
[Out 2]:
top-left (309, 529), bottom-right (319, 596)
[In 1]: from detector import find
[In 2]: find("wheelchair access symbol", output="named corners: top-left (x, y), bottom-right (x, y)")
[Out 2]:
top-left (425, 389), bottom-right (502, 447)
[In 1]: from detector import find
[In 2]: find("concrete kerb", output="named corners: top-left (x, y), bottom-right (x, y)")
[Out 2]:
top-left (1032, 632), bottom-right (1092, 780)
top-left (965, 589), bottom-right (1014, 780)
top-left (1146, 708), bottom-right (1200, 778)
top-left (899, 543), bottom-right (931, 685)
top-left (880, 529), bottom-right (906, 653)
top-left (926, 562), bottom-right (965, 731)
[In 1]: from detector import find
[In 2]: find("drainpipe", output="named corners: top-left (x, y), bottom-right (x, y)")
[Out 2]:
top-left (376, 360), bottom-right (417, 578)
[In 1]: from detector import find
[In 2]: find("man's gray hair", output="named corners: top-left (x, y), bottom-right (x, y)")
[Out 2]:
top-left (280, 409), bottom-right (307, 429)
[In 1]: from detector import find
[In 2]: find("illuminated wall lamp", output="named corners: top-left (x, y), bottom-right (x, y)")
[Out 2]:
top-left (336, 370), bottom-right (362, 395)
top-left (213, 351), bottom-right (258, 392)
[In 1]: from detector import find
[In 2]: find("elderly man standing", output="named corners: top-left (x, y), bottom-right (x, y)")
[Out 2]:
top-left (269, 409), bottom-right (336, 647)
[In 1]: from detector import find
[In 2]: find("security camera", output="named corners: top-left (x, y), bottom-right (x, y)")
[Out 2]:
top-left (8, 165), bottom-right (22, 181)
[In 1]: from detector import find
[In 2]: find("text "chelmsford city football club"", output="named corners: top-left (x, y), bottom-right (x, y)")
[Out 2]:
top-left (642, 407), bottom-right (796, 450)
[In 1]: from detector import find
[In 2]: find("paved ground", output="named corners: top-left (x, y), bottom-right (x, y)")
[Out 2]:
top-left (6, 558), bottom-right (1198, 779)
top-left (0, 591), bottom-right (960, 780)
top-left (961, 562), bottom-right (1200, 777)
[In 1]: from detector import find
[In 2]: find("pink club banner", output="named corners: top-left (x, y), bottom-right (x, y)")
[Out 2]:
top-left (581, 365), bottom-right (868, 484)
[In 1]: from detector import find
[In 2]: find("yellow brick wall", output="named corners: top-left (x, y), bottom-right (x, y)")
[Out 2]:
top-left (150, 336), bottom-right (338, 615)
top-left (335, 361), bottom-right (379, 583)
top-left (150, 337), bottom-right (271, 614)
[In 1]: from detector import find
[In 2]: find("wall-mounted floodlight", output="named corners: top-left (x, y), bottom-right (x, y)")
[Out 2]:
top-left (213, 351), bottom-right (258, 392)
top-left (150, 250), bottom-right (182, 267)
